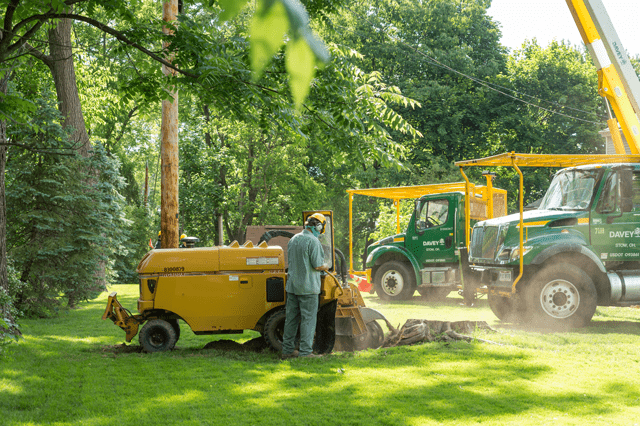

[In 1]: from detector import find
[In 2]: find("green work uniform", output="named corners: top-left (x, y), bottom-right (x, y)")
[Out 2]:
top-left (282, 229), bottom-right (325, 356)
top-left (285, 229), bottom-right (325, 294)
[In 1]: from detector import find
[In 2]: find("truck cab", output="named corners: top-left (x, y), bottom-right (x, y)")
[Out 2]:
top-left (468, 161), bottom-right (640, 327)
top-left (347, 180), bottom-right (506, 301)
top-left (366, 192), bottom-right (466, 301)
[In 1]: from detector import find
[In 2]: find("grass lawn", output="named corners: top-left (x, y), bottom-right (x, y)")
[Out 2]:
top-left (2, 284), bottom-right (640, 426)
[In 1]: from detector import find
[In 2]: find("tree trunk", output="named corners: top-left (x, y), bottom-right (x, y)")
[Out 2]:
top-left (32, 11), bottom-right (105, 300)
top-left (160, 0), bottom-right (180, 249)
top-left (46, 12), bottom-right (91, 157)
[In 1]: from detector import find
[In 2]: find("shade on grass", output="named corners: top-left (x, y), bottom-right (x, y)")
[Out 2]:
top-left (1, 284), bottom-right (640, 425)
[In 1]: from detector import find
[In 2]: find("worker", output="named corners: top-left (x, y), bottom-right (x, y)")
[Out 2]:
top-left (281, 213), bottom-right (329, 360)
top-left (154, 231), bottom-right (161, 249)
top-left (179, 233), bottom-right (187, 248)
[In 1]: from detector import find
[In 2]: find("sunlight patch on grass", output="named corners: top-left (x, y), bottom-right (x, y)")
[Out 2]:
top-left (37, 335), bottom-right (108, 344)
top-left (0, 379), bottom-right (23, 394)
top-left (154, 389), bottom-right (206, 404)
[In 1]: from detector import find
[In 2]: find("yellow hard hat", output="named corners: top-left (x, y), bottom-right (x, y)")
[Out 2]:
top-left (180, 234), bottom-right (187, 240)
top-left (307, 213), bottom-right (326, 234)
top-left (158, 231), bottom-right (161, 236)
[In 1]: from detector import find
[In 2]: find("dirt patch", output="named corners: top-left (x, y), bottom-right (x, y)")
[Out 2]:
top-left (101, 337), bottom-right (269, 354)
top-left (202, 337), bottom-right (268, 352)
top-left (102, 343), bottom-right (144, 354)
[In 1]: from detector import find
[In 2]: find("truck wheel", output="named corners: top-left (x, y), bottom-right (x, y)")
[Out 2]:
top-left (263, 309), bottom-right (287, 352)
top-left (139, 319), bottom-right (178, 353)
top-left (418, 287), bottom-right (451, 302)
top-left (374, 261), bottom-right (416, 301)
top-left (525, 263), bottom-right (597, 328)
top-left (488, 293), bottom-right (522, 323)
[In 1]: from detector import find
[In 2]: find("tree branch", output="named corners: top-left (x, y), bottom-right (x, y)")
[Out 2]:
top-left (22, 41), bottom-right (52, 67)
top-left (49, 13), bottom-right (199, 78)
top-left (0, 141), bottom-right (76, 155)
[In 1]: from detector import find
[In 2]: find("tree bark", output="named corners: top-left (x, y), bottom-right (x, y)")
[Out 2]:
top-left (44, 10), bottom-right (91, 157)
top-left (160, 0), bottom-right (180, 249)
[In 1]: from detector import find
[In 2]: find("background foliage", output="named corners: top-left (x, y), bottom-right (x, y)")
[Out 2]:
top-left (0, 0), bottom-right (620, 344)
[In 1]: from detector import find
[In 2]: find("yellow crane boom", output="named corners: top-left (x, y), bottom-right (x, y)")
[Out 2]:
top-left (566, 0), bottom-right (640, 154)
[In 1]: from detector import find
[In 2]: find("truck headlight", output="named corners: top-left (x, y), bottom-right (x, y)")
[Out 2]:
top-left (498, 248), bottom-right (511, 262)
top-left (510, 246), bottom-right (532, 262)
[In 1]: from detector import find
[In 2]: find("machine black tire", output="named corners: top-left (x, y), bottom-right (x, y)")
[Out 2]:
top-left (167, 318), bottom-right (181, 341)
top-left (417, 287), bottom-right (451, 301)
top-left (487, 292), bottom-right (522, 323)
top-left (524, 262), bottom-right (597, 328)
top-left (374, 261), bottom-right (416, 301)
top-left (263, 309), bottom-right (287, 352)
top-left (139, 319), bottom-right (178, 353)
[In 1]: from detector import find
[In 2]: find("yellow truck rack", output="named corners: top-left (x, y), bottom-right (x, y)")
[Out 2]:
top-left (346, 179), bottom-right (507, 278)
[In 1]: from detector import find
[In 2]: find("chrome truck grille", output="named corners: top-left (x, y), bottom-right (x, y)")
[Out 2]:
top-left (470, 225), bottom-right (502, 261)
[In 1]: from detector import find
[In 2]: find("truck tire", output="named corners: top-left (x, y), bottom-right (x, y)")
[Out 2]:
top-left (524, 263), bottom-right (597, 328)
top-left (263, 309), bottom-right (287, 352)
top-left (139, 319), bottom-right (178, 353)
top-left (374, 261), bottom-right (416, 301)
top-left (488, 293), bottom-right (522, 323)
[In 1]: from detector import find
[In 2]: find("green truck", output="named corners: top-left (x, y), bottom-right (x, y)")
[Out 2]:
top-left (459, 153), bottom-right (640, 327)
top-left (347, 179), bottom-right (507, 301)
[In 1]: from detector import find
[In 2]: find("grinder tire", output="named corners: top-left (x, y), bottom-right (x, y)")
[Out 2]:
top-left (263, 309), bottom-right (287, 352)
top-left (139, 319), bottom-right (178, 353)
top-left (167, 318), bottom-right (181, 341)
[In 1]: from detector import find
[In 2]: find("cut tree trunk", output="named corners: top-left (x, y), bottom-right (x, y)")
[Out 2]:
top-left (383, 319), bottom-right (500, 347)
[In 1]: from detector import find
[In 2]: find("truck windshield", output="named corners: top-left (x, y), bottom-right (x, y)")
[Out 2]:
top-left (538, 169), bottom-right (599, 211)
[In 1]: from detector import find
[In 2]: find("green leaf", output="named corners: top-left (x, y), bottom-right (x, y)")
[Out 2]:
top-left (250, 0), bottom-right (289, 79)
top-left (217, 0), bottom-right (251, 21)
top-left (286, 37), bottom-right (316, 109)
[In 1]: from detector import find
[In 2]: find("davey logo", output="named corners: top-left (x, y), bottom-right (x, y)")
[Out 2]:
top-left (609, 228), bottom-right (640, 238)
top-left (423, 239), bottom-right (445, 246)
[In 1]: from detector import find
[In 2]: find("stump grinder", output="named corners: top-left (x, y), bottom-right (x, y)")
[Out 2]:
top-left (102, 211), bottom-right (395, 353)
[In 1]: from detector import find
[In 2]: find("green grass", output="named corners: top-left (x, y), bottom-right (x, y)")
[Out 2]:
top-left (2, 284), bottom-right (640, 425)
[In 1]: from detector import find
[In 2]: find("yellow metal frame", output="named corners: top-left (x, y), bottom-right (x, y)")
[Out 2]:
top-left (566, 0), bottom-right (640, 154)
top-left (346, 181), bottom-right (507, 276)
top-left (456, 152), bottom-right (640, 293)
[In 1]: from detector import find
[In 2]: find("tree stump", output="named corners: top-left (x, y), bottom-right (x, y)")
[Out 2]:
top-left (383, 319), bottom-right (500, 347)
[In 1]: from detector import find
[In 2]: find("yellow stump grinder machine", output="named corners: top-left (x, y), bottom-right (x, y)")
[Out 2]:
top-left (102, 211), bottom-right (395, 353)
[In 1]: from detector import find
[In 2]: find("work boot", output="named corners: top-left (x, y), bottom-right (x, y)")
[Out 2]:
top-left (280, 350), bottom-right (299, 360)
